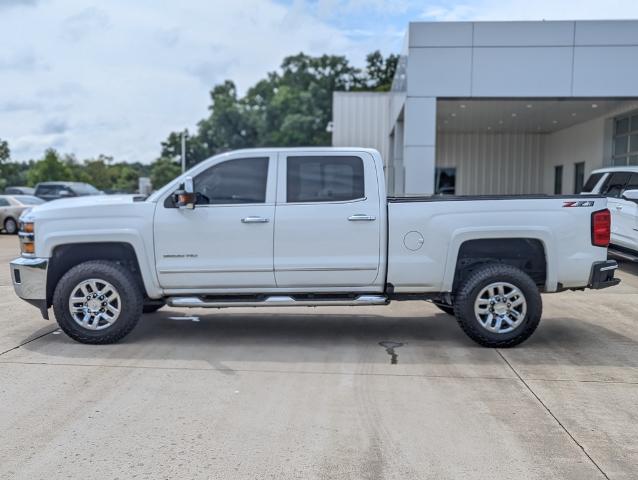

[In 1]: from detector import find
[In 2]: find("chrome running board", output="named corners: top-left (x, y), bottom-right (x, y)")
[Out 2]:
top-left (167, 294), bottom-right (388, 308)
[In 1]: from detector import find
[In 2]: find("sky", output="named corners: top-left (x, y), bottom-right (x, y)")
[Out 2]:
top-left (1, 0), bottom-right (638, 164)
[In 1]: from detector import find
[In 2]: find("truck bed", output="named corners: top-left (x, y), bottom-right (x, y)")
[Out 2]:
top-left (385, 194), bottom-right (609, 294)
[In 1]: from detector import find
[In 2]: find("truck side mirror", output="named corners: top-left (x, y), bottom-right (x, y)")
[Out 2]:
top-left (622, 189), bottom-right (638, 202)
top-left (173, 176), bottom-right (196, 209)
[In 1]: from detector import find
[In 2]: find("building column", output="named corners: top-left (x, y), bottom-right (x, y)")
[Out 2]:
top-left (403, 97), bottom-right (437, 194)
top-left (393, 119), bottom-right (404, 195)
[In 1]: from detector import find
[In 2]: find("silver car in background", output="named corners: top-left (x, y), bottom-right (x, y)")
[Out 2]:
top-left (0, 195), bottom-right (45, 234)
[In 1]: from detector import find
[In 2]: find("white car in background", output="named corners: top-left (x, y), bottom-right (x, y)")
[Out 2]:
top-left (583, 167), bottom-right (638, 258)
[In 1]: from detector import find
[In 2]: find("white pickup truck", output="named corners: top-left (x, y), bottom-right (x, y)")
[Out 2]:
top-left (11, 148), bottom-right (619, 347)
top-left (582, 166), bottom-right (638, 260)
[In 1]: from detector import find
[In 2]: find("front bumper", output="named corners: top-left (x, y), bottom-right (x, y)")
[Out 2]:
top-left (589, 260), bottom-right (621, 290)
top-left (10, 257), bottom-right (49, 319)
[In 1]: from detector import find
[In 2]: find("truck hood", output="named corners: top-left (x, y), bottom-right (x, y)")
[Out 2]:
top-left (23, 195), bottom-right (147, 220)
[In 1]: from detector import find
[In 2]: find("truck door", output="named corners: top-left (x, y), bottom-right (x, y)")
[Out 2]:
top-left (154, 154), bottom-right (277, 289)
top-left (619, 173), bottom-right (638, 251)
top-left (273, 151), bottom-right (382, 287)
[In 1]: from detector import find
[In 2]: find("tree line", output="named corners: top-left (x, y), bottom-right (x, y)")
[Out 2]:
top-left (0, 51), bottom-right (397, 193)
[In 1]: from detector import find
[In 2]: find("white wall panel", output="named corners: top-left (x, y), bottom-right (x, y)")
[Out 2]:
top-left (473, 21), bottom-right (574, 47)
top-left (575, 20), bottom-right (638, 46)
top-left (409, 22), bottom-right (473, 47)
top-left (436, 132), bottom-right (545, 195)
top-left (332, 92), bottom-right (391, 162)
top-left (472, 47), bottom-right (573, 97)
top-left (573, 46), bottom-right (638, 96)
top-left (407, 48), bottom-right (472, 97)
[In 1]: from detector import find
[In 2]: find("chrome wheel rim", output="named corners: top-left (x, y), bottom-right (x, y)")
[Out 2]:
top-left (68, 278), bottom-right (121, 330)
top-left (474, 282), bottom-right (526, 334)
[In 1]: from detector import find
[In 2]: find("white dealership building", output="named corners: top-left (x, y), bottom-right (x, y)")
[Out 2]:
top-left (332, 20), bottom-right (638, 195)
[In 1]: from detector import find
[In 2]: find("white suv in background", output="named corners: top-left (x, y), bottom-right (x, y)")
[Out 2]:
top-left (583, 167), bottom-right (638, 257)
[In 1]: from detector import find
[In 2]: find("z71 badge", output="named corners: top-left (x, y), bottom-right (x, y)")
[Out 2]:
top-left (563, 200), bottom-right (595, 208)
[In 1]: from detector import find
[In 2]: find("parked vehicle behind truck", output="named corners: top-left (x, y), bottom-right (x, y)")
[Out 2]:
top-left (582, 167), bottom-right (638, 261)
top-left (34, 181), bottom-right (102, 202)
top-left (0, 195), bottom-right (45, 234)
top-left (11, 148), bottom-right (619, 347)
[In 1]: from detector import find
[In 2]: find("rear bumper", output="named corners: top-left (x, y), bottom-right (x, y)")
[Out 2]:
top-left (9, 256), bottom-right (49, 319)
top-left (588, 260), bottom-right (620, 290)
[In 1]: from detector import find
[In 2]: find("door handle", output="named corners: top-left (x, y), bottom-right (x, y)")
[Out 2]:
top-left (348, 214), bottom-right (376, 221)
top-left (241, 216), bottom-right (269, 223)
top-left (615, 205), bottom-right (623, 210)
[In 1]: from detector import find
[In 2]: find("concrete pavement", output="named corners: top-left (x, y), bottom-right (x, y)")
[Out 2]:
top-left (0, 234), bottom-right (637, 479)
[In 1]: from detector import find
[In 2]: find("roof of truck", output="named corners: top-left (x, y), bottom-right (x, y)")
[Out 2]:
top-left (591, 166), bottom-right (638, 174)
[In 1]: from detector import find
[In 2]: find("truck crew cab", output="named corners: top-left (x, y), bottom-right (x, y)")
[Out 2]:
top-left (11, 148), bottom-right (619, 347)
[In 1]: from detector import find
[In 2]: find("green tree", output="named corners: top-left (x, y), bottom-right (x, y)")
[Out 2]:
top-left (0, 138), bottom-right (9, 162)
top-left (158, 51), bottom-right (396, 169)
top-left (361, 50), bottom-right (399, 91)
top-left (150, 157), bottom-right (181, 190)
top-left (26, 149), bottom-right (73, 185)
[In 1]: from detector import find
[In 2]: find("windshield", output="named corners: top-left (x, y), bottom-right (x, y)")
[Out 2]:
top-left (14, 195), bottom-right (45, 205)
top-left (72, 183), bottom-right (101, 195)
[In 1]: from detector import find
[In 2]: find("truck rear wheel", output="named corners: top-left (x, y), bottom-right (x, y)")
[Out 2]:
top-left (453, 264), bottom-right (542, 348)
top-left (52, 260), bottom-right (143, 344)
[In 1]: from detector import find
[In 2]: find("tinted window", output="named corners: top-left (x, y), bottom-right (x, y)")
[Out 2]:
top-left (601, 172), bottom-right (631, 198)
top-left (624, 173), bottom-right (638, 193)
top-left (554, 166), bottom-right (563, 194)
top-left (582, 172), bottom-right (603, 193)
top-left (0, 198), bottom-right (10, 207)
top-left (287, 156), bottom-right (364, 203)
top-left (194, 157), bottom-right (268, 205)
top-left (36, 185), bottom-right (61, 195)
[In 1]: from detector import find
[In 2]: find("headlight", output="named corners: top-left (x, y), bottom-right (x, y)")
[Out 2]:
top-left (18, 221), bottom-right (35, 255)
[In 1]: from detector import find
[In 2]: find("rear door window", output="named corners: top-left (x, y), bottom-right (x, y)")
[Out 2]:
top-left (286, 156), bottom-right (365, 203)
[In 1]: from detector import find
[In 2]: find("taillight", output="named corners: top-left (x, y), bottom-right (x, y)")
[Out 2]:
top-left (591, 209), bottom-right (611, 247)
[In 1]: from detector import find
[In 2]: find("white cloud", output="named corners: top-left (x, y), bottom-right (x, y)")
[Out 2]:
top-left (2, 0), bottom-right (638, 164)
top-left (0, 0), bottom-right (367, 163)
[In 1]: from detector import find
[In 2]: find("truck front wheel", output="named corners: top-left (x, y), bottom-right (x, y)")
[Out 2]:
top-left (52, 260), bottom-right (143, 344)
top-left (453, 264), bottom-right (542, 348)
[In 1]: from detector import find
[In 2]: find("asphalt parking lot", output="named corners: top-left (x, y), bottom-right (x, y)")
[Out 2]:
top-left (0, 235), bottom-right (637, 479)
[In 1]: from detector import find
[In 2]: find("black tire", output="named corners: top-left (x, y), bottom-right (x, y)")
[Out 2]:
top-left (4, 217), bottom-right (17, 234)
top-left (433, 302), bottom-right (455, 316)
top-left (53, 260), bottom-right (143, 344)
top-left (453, 264), bottom-right (542, 348)
top-left (142, 300), bottom-right (165, 314)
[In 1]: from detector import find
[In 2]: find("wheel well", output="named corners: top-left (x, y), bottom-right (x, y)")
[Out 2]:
top-left (3, 216), bottom-right (16, 226)
top-left (453, 238), bottom-right (547, 291)
top-left (47, 242), bottom-right (146, 306)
